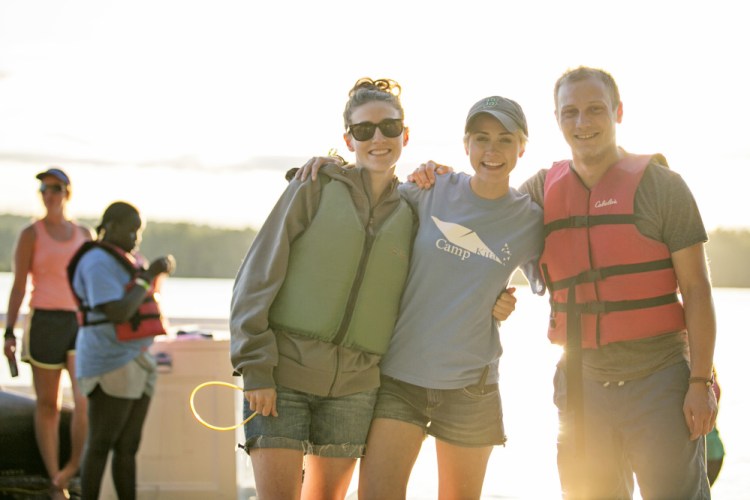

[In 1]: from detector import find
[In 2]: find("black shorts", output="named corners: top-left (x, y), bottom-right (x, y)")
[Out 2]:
top-left (22, 309), bottom-right (79, 368)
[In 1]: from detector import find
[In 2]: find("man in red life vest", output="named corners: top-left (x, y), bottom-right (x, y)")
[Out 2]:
top-left (520, 67), bottom-right (717, 499)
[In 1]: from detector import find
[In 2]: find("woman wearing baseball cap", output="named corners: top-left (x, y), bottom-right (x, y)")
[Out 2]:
top-left (3, 167), bottom-right (93, 499)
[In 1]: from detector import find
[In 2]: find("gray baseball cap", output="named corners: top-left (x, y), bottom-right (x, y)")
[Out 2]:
top-left (465, 96), bottom-right (528, 137)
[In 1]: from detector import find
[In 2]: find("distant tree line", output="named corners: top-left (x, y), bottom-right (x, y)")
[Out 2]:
top-left (0, 214), bottom-right (257, 279)
top-left (0, 213), bottom-right (748, 287)
top-left (705, 228), bottom-right (750, 288)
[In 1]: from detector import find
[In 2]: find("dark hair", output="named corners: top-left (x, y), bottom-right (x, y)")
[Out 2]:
top-left (554, 66), bottom-right (620, 111)
top-left (343, 77), bottom-right (404, 128)
top-left (96, 201), bottom-right (140, 236)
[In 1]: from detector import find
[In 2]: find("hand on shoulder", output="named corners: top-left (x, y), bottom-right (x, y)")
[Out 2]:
top-left (293, 155), bottom-right (348, 182)
top-left (406, 160), bottom-right (452, 189)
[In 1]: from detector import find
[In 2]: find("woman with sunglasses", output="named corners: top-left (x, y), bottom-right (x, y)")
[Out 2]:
top-left (3, 168), bottom-right (93, 499)
top-left (230, 77), bottom-right (416, 499)
top-left (294, 96), bottom-right (543, 498)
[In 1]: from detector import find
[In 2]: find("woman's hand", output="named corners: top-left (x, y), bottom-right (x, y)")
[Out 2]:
top-left (294, 156), bottom-right (346, 182)
top-left (245, 388), bottom-right (278, 417)
top-left (4, 337), bottom-right (17, 362)
top-left (493, 287), bottom-right (517, 322)
top-left (406, 160), bottom-right (453, 188)
top-left (144, 255), bottom-right (176, 281)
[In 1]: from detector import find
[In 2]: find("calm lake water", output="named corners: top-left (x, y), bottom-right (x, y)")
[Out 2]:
top-left (1, 274), bottom-right (748, 498)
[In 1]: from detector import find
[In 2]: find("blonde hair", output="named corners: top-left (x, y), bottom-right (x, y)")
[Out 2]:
top-left (464, 127), bottom-right (528, 149)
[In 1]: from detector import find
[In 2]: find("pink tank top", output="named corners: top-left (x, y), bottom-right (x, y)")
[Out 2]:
top-left (30, 220), bottom-right (88, 311)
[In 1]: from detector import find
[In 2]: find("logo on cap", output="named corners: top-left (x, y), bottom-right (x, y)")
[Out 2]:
top-left (485, 98), bottom-right (497, 107)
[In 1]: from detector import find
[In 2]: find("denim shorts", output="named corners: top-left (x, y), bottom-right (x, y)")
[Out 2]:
top-left (242, 385), bottom-right (378, 458)
top-left (373, 375), bottom-right (506, 447)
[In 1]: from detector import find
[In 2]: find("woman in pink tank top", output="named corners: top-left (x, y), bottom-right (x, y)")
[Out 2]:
top-left (3, 168), bottom-right (92, 500)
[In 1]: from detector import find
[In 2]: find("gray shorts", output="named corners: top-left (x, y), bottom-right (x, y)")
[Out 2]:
top-left (373, 375), bottom-right (506, 447)
top-left (554, 360), bottom-right (710, 499)
top-left (243, 385), bottom-right (377, 458)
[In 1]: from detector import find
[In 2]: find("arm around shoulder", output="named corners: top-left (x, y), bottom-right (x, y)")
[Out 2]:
top-left (517, 169), bottom-right (547, 207)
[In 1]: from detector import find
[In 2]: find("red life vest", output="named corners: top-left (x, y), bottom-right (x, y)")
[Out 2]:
top-left (68, 241), bottom-right (167, 342)
top-left (540, 154), bottom-right (686, 348)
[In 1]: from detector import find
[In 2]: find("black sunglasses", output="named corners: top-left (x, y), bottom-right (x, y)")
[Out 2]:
top-left (39, 184), bottom-right (66, 194)
top-left (348, 118), bottom-right (404, 141)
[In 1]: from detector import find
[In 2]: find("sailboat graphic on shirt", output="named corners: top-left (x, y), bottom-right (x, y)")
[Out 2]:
top-left (432, 216), bottom-right (511, 264)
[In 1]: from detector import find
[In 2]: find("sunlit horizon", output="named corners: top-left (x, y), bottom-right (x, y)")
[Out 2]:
top-left (2, 0), bottom-right (749, 233)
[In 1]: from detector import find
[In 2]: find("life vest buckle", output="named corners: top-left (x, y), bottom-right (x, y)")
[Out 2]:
top-left (576, 268), bottom-right (602, 283)
top-left (571, 215), bottom-right (590, 228)
top-left (579, 301), bottom-right (607, 314)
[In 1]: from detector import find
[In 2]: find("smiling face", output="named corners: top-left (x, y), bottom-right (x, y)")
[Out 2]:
top-left (344, 100), bottom-right (408, 176)
top-left (556, 75), bottom-right (623, 165)
top-left (464, 114), bottom-right (525, 196)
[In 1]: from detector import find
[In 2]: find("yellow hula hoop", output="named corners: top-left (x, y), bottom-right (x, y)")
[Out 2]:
top-left (189, 381), bottom-right (258, 431)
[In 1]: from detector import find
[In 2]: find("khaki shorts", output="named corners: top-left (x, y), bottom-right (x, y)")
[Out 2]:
top-left (80, 352), bottom-right (157, 399)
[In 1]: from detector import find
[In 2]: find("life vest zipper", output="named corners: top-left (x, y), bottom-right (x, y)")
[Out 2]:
top-left (328, 211), bottom-right (376, 396)
top-left (332, 213), bottom-right (375, 347)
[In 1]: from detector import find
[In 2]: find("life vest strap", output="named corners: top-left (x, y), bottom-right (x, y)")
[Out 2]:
top-left (551, 292), bottom-right (679, 314)
top-left (544, 213), bottom-right (635, 237)
top-left (83, 313), bottom-right (162, 327)
top-left (547, 258), bottom-right (674, 292)
top-left (79, 295), bottom-right (158, 326)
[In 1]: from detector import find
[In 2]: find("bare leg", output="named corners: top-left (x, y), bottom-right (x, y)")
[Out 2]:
top-left (435, 439), bottom-right (493, 500)
top-left (358, 418), bottom-right (424, 500)
top-left (31, 365), bottom-right (63, 483)
top-left (249, 448), bottom-right (305, 500)
top-left (302, 456), bottom-right (357, 500)
top-left (53, 352), bottom-right (87, 490)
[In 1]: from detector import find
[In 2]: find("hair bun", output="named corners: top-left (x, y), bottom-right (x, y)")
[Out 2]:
top-left (349, 78), bottom-right (401, 97)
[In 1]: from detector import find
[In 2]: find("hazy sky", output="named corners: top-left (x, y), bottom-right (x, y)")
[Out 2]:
top-left (1, 0), bottom-right (748, 230)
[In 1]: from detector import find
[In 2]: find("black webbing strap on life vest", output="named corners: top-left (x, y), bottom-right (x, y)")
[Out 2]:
top-left (546, 258), bottom-right (674, 293)
top-left (552, 292), bottom-right (680, 314)
top-left (547, 259), bottom-right (679, 316)
top-left (544, 213), bottom-right (635, 237)
top-left (80, 306), bottom-right (105, 327)
top-left (68, 240), bottom-right (155, 329)
top-left (82, 304), bottom-right (161, 329)
top-left (545, 256), bottom-right (677, 498)
top-left (541, 259), bottom-right (587, 498)
top-left (565, 283), bottom-right (586, 496)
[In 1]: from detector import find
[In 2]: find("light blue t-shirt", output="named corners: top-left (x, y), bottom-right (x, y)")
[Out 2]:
top-left (73, 247), bottom-right (153, 378)
top-left (380, 172), bottom-right (544, 389)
